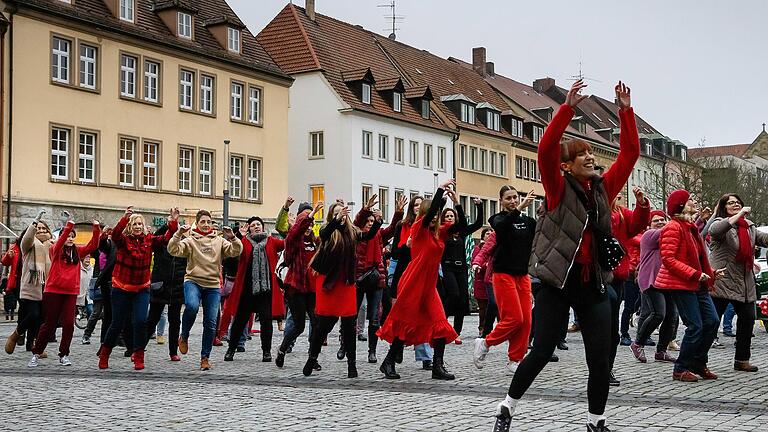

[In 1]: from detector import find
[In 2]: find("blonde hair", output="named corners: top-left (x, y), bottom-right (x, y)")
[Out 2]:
top-left (419, 199), bottom-right (440, 239)
top-left (123, 214), bottom-right (148, 236)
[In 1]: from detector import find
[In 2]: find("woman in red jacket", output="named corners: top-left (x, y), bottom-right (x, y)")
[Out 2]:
top-left (471, 228), bottom-right (493, 336)
top-left (655, 190), bottom-right (724, 382)
top-left (28, 215), bottom-right (100, 367)
top-left (98, 207), bottom-right (179, 370)
top-left (2, 239), bottom-right (21, 321)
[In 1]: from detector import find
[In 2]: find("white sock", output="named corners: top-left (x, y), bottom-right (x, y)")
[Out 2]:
top-left (504, 395), bottom-right (517, 407)
top-left (587, 412), bottom-right (606, 426)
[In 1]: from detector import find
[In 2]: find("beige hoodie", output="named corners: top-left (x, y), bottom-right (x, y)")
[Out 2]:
top-left (167, 230), bottom-right (242, 289)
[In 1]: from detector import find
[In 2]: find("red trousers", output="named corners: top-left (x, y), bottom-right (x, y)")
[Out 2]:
top-left (32, 292), bottom-right (77, 357)
top-left (485, 273), bottom-right (532, 362)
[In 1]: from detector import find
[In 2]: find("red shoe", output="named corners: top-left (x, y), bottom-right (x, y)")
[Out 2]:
top-left (98, 345), bottom-right (112, 370)
top-left (170, 354), bottom-right (181, 362)
top-left (454, 338), bottom-right (463, 345)
top-left (133, 350), bottom-right (145, 370)
top-left (694, 367), bottom-right (718, 380)
top-left (250, 329), bottom-right (261, 334)
top-left (213, 337), bottom-right (223, 347)
top-left (130, 353), bottom-right (136, 362)
top-left (672, 370), bottom-right (698, 382)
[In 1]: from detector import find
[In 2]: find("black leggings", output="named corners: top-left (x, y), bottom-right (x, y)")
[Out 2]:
top-left (712, 298), bottom-right (755, 362)
top-left (620, 279), bottom-right (640, 337)
top-left (279, 292), bottom-right (316, 353)
top-left (608, 281), bottom-right (624, 370)
top-left (17, 298), bottom-right (42, 349)
top-left (635, 288), bottom-right (678, 353)
top-left (386, 337), bottom-right (447, 362)
top-left (529, 282), bottom-right (568, 344)
top-left (145, 302), bottom-right (182, 356)
top-left (311, 315), bottom-right (356, 363)
top-left (99, 282), bottom-right (112, 343)
top-left (441, 266), bottom-right (469, 335)
top-left (229, 290), bottom-right (272, 354)
top-left (508, 282), bottom-right (611, 415)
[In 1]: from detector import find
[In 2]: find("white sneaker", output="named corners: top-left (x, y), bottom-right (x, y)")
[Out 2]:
top-left (28, 354), bottom-right (39, 368)
top-left (712, 338), bottom-right (725, 349)
top-left (506, 361), bottom-right (519, 374)
top-left (59, 355), bottom-right (72, 366)
top-left (473, 338), bottom-right (489, 369)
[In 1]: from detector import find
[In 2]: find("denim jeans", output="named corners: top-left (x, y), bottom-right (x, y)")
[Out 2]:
top-left (156, 306), bottom-right (168, 337)
top-left (414, 343), bottom-right (433, 361)
top-left (669, 289), bottom-right (719, 373)
top-left (722, 303), bottom-right (735, 334)
top-left (181, 281), bottom-right (221, 359)
top-left (103, 287), bottom-right (150, 353)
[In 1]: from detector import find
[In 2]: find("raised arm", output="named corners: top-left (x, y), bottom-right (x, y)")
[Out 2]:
top-left (459, 199), bottom-right (484, 237)
top-left (77, 222), bottom-right (102, 259)
top-left (360, 219), bottom-right (382, 241)
top-left (21, 222), bottom-right (38, 254)
top-left (422, 184), bottom-right (449, 228)
top-left (167, 225), bottom-right (191, 258)
top-left (151, 208), bottom-right (180, 248)
top-left (602, 82), bottom-right (640, 201)
top-left (276, 196), bottom-right (294, 237)
top-left (111, 213), bottom-right (130, 249)
top-left (51, 220), bottom-right (74, 259)
top-left (319, 218), bottom-right (342, 241)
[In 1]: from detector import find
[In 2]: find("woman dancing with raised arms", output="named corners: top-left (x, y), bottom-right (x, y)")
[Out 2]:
top-left (494, 80), bottom-right (639, 432)
top-left (377, 179), bottom-right (462, 381)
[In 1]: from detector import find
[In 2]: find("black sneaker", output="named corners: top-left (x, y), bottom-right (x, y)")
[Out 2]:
top-left (275, 350), bottom-right (285, 368)
top-left (644, 338), bottom-right (657, 346)
top-left (619, 335), bottom-right (632, 346)
top-left (368, 352), bottom-right (377, 364)
top-left (336, 346), bottom-right (345, 360)
top-left (224, 349), bottom-right (235, 362)
top-left (422, 360), bottom-right (433, 370)
top-left (557, 340), bottom-right (569, 350)
top-left (493, 403), bottom-right (513, 432)
top-left (609, 371), bottom-right (620, 386)
top-left (312, 359), bottom-right (322, 371)
top-left (357, 334), bottom-right (367, 342)
top-left (549, 354), bottom-right (559, 362)
top-left (236, 346), bottom-right (246, 353)
top-left (587, 419), bottom-right (611, 431)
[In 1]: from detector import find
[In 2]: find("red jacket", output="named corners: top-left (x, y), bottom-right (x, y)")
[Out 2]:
top-left (224, 235), bottom-right (285, 318)
top-left (353, 208), bottom-right (403, 288)
top-left (112, 216), bottom-right (178, 292)
top-left (45, 221), bottom-right (100, 296)
top-left (655, 218), bottom-right (714, 291)
top-left (470, 241), bottom-right (489, 300)
top-left (1, 244), bottom-right (20, 293)
top-left (471, 231), bottom-right (497, 288)
top-left (283, 213), bottom-right (318, 294)
top-left (611, 203), bottom-right (650, 281)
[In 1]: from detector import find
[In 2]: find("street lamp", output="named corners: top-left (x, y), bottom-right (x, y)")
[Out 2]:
top-left (223, 140), bottom-right (230, 227)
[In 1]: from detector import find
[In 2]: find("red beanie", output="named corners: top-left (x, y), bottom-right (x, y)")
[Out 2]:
top-left (666, 190), bottom-right (690, 216)
top-left (650, 210), bottom-right (668, 221)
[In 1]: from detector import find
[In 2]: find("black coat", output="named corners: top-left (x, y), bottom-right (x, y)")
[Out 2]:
top-left (150, 226), bottom-right (186, 305)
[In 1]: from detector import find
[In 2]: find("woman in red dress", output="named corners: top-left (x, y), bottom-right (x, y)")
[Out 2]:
top-left (303, 200), bottom-right (380, 378)
top-left (378, 179), bottom-right (460, 380)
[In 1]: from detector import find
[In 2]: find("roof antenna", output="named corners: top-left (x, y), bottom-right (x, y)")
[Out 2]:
top-left (378, 0), bottom-right (404, 40)
top-left (567, 54), bottom-right (602, 83)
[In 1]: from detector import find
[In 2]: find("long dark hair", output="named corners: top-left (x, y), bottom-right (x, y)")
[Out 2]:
top-left (62, 231), bottom-right (79, 265)
top-left (404, 195), bottom-right (424, 226)
top-left (715, 193), bottom-right (744, 219)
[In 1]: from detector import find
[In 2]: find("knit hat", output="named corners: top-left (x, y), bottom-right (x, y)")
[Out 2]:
top-left (298, 202), bottom-right (313, 214)
top-left (666, 190), bottom-right (690, 216)
top-left (649, 210), bottom-right (668, 221)
top-left (246, 216), bottom-right (264, 227)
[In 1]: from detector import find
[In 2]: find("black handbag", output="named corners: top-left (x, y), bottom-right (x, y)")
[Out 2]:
top-left (356, 267), bottom-right (381, 290)
top-left (594, 229), bottom-right (625, 271)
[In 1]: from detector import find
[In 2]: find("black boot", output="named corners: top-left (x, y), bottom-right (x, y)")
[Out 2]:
top-left (432, 357), bottom-right (455, 380)
top-left (275, 349), bottom-right (286, 368)
top-left (368, 351), bottom-right (377, 363)
top-left (422, 360), bottom-right (433, 370)
top-left (379, 355), bottom-right (400, 379)
top-left (224, 348), bottom-right (235, 361)
top-left (348, 361), bottom-right (358, 378)
top-left (303, 356), bottom-right (318, 376)
top-left (336, 334), bottom-right (346, 360)
top-left (587, 420), bottom-right (611, 431)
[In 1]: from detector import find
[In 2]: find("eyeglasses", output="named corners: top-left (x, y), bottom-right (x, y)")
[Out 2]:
top-left (726, 201), bottom-right (741, 206)
top-left (651, 218), bottom-right (666, 223)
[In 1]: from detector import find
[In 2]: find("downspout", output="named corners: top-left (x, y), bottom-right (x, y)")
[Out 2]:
top-left (0, 16), bottom-right (6, 236)
top-left (4, 9), bottom-right (12, 231)
top-left (451, 132), bottom-right (459, 183)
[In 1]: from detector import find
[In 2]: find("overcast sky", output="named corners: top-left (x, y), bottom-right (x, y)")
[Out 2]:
top-left (230, 0), bottom-right (767, 148)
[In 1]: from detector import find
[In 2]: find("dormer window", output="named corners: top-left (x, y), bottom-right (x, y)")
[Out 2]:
top-left (178, 12), bottom-right (193, 39)
top-left (645, 141), bottom-right (653, 155)
top-left (460, 103), bottom-right (475, 124)
top-left (532, 125), bottom-right (544, 143)
top-left (393, 92), bottom-right (402, 112)
top-left (228, 28), bottom-right (241, 53)
top-left (421, 100), bottom-right (430, 119)
top-left (120, 0), bottom-right (134, 23)
top-left (681, 147), bottom-right (687, 161)
top-left (487, 111), bottom-right (500, 131)
top-left (362, 83), bottom-right (371, 104)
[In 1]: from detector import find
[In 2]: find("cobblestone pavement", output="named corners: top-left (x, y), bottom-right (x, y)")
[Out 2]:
top-left (2, 315), bottom-right (768, 431)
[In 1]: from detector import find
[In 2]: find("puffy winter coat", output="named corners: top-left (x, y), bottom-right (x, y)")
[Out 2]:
top-left (655, 218), bottom-right (714, 291)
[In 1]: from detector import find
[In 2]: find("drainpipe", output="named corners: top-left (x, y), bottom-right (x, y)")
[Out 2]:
top-left (3, 9), bottom-right (12, 232)
top-left (0, 16), bottom-right (7, 234)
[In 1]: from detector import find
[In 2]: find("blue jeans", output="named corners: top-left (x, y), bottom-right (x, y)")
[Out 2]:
top-left (670, 290), bottom-right (719, 373)
top-left (182, 281), bottom-right (221, 359)
top-left (156, 307), bottom-right (168, 337)
top-left (722, 303), bottom-right (735, 334)
top-left (103, 287), bottom-right (150, 352)
top-left (414, 343), bottom-right (433, 361)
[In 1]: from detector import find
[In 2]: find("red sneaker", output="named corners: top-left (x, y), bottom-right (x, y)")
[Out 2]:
top-left (672, 370), bottom-right (698, 382)
top-left (133, 350), bottom-right (145, 370)
top-left (213, 337), bottom-right (223, 347)
top-left (630, 342), bottom-right (647, 363)
top-left (170, 354), bottom-right (181, 362)
top-left (694, 367), bottom-right (718, 380)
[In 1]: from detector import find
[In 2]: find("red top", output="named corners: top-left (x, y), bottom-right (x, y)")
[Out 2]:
top-left (1, 244), bottom-right (20, 293)
top-left (111, 216), bottom-right (178, 292)
top-left (472, 231), bottom-right (497, 286)
top-left (45, 222), bottom-right (100, 296)
top-left (283, 213), bottom-right (318, 294)
top-left (655, 218), bottom-right (714, 291)
top-left (353, 208), bottom-right (403, 286)
top-left (611, 204), bottom-right (651, 281)
top-left (539, 104), bottom-right (640, 267)
top-left (224, 235), bottom-right (285, 318)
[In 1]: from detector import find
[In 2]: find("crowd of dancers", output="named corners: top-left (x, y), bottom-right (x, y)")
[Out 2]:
top-left (2, 80), bottom-right (764, 432)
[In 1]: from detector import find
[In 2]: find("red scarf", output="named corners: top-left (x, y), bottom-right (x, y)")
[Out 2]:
top-left (734, 218), bottom-right (754, 269)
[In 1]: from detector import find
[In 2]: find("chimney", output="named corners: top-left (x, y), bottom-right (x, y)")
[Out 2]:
top-left (472, 47), bottom-right (487, 77)
top-left (533, 77), bottom-right (555, 94)
top-left (485, 62), bottom-right (495, 76)
top-left (306, 0), bottom-right (316, 22)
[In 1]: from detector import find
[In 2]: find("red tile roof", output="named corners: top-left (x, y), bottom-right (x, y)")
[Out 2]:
top-left (11, 0), bottom-right (287, 80)
top-left (257, 4), bottom-right (451, 132)
top-left (687, 144), bottom-right (750, 158)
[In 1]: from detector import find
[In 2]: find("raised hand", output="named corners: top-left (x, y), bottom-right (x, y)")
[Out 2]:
top-left (446, 189), bottom-right (459, 204)
top-left (395, 195), bottom-right (408, 212)
top-left (632, 186), bottom-right (645, 205)
top-left (472, 197), bottom-right (482, 205)
top-left (93, 219), bottom-right (100, 226)
top-left (365, 194), bottom-right (379, 210)
top-left (311, 202), bottom-right (324, 218)
top-left (566, 79), bottom-right (588, 107)
top-left (517, 189), bottom-right (536, 212)
top-left (169, 207), bottom-right (180, 221)
top-left (741, 206), bottom-right (752, 216)
top-left (238, 224), bottom-right (248, 237)
top-left (615, 81), bottom-right (631, 110)
top-left (373, 208), bottom-right (383, 221)
top-left (440, 179), bottom-right (456, 190)
top-left (284, 196), bottom-right (295, 209)
top-left (62, 210), bottom-right (72, 221)
top-left (124, 206), bottom-right (134, 217)
top-left (179, 224), bottom-right (191, 234)
top-left (338, 206), bottom-right (350, 220)
top-left (222, 226), bottom-right (235, 240)
top-left (34, 210), bottom-right (46, 223)
top-left (700, 206), bottom-right (713, 221)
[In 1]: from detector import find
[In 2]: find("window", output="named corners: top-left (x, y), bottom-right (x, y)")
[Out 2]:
top-left (522, 158), bottom-right (529, 180)
top-left (78, 44), bottom-right (97, 89)
top-left (310, 185), bottom-right (325, 220)
top-left (490, 151), bottom-right (498, 175)
top-left (511, 119), bottom-right (524, 138)
top-left (199, 74), bottom-right (214, 114)
top-left (459, 144), bottom-right (467, 169)
top-left (52, 37), bottom-right (70, 84)
top-left (362, 131), bottom-right (372, 158)
top-left (379, 187), bottom-right (389, 221)
top-left (515, 156), bottom-right (523, 178)
top-left (229, 156), bottom-right (242, 199)
top-left (421, 99), bottom-right (430, 119)
top-left (490, 200), bottom-right (498, 215)
top-left (228, 28), bottom-right (241, 53)
top-left (179, 69), bottom-right (194, 109)
top-left (199, 150), bottom-right (213, 196)
top-left (143, 60), bottom-right (160, 103)
top-left (529, 160), bottom-right (537, 181)
top-left (394, 138), bottom-right (404, 164)
top-left (178, 147), bottom-right (193, 193)
top-left (533, 126), bottom-right (544, 143)
top-left (645, 141), bottom-right (653, 155)
top-left (437, 146), bottom-right (446, 172)
top-left (460, 195), bottom-right (469, 211)
top-left (230, 82), bottom-right (243, 120)
top-left (460, 103), bottom-right (475, 124)
top-left (120, 54), bottom-right (137, 98)
top-left (361, 184), bottom-right (372, 205)
top-left (248, 86), bottom-right (261, 124)
top-left (479, 149), bottom-right (487, 173)
top-left (119, 138), bottom-right (136, 187)
top-left (78, 131), bottom-right (96, 183)
top-left (310, 131), bottom-right (324, 158)
top-left (499, 153), bottom-right (507, 176)
top-left (487, 111), bottom-right (500, 131)
top-left (177, 12), bottom-right (192, 39)
top-left (119, 0), bottom-right (134, 22)
top-left (424, 144), bottom-right (433, 169)
top-left (378, 135), bottom-right (389, 161)
top-left (395, 189), bottom-right (405, 204)
top-left (470, 147), bottom-right (478, 171)
top-left (247, 158), bottom-right (261, 201)
top-left (410, 190), bottom-right (420, 200)
top-left (362, 83), bottom-right (371, 104)
top-left (51, 127), bottom-right (70, 180)
top-left (409, 141), bottom-right (419, 167)
top-left (393, 92), bottom-right (402, 112)
top-left (142, 141), bottom-right (158, 190)
top-left (470, 199), bottom-right (478, 222)
top-left (681, 148), bottom-right (687, 161)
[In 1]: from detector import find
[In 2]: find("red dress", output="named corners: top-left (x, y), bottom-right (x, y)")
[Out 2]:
top-left (377, 217), bottom-right (458, 346)
top-left (314, 274), bottom-right (357, 317)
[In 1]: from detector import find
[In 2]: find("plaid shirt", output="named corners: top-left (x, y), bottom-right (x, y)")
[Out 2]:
top-left (111, 217), bottom-right (178, 292)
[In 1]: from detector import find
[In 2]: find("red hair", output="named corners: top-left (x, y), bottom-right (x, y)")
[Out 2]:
top-left (560, 139), bottom-right (593, 163)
